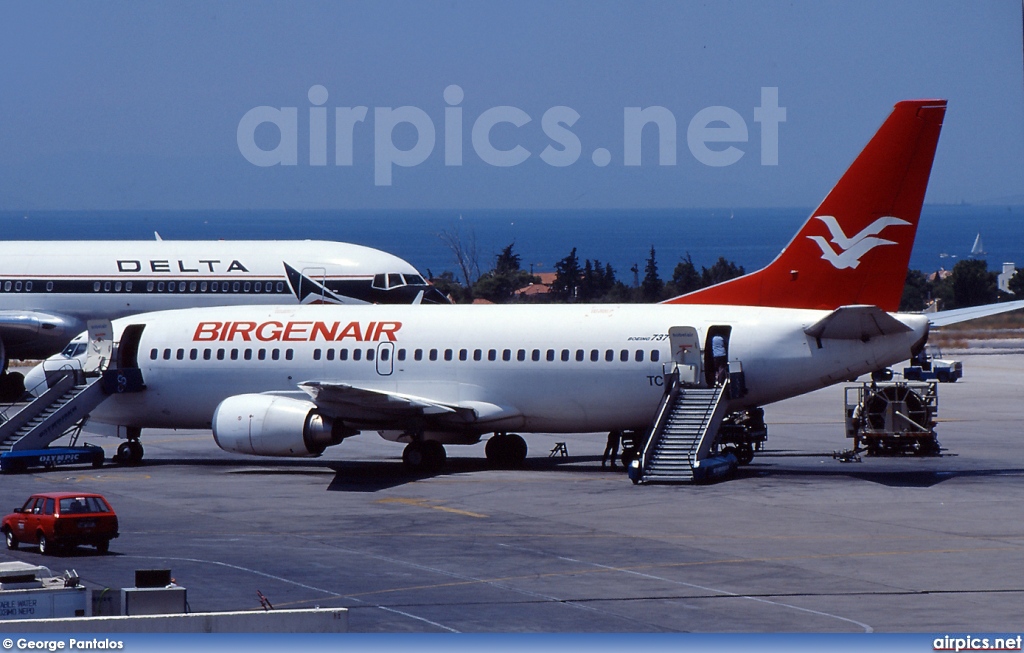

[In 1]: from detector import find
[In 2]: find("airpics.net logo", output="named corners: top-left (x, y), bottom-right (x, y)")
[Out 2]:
top-left (236, 86), bottom-right (786, 186)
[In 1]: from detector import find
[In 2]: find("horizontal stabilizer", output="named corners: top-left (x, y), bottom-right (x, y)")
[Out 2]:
top-left (926, 300), bottom-right (1024, 327)
top-left (804, 305), bottom-right (912, 341)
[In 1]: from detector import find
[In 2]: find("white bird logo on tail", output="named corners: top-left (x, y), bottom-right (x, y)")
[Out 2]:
top-left (807, 215), bottom-right (911, 270)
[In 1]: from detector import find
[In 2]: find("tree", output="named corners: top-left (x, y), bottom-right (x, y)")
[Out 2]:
top-left (472, 243), bottom-right (536, 303)
top-left (427, 270), bottom-right (471, 304)
top-left (900, 269), bottom-right (931, 312)
top-left (640, 246), bottom-right (663, 301)
top-left (1009, 268), bottom-right (1024, 296)
top-left (701, 257), bottom-right (745, 287)
top-left (438, 226), bottom-right (480, 289)
top-left (949, 259), bottom-right (997, 308)
top-left (667, 253), bottom-right (702, 296)
top-left (551, 248), bottom-right (581, 302)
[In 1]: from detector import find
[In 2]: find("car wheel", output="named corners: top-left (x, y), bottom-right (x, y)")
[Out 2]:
top-left (4, 529), bottom-right (17, 551)
top-left (96, 540), bottom-right (109, 555)
top-left (38, 533), bottom-right (50, 556)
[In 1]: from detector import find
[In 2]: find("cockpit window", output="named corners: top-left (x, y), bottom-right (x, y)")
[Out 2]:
top-left (61, 341), bottom-right (87, 358)
top-left (403, 274), bottom-right (426, 286)
top-left (372, 273), bottom-right (387, 290)
top-left (387, 273), bottom-right (404, 289)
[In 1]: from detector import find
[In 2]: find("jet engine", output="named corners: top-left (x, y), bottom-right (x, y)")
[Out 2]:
top-left (212, 394), bottom-right (352, 457)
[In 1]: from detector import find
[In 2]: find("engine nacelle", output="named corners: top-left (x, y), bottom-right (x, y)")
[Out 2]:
top-left (212, 394), bottom-right (347, 457)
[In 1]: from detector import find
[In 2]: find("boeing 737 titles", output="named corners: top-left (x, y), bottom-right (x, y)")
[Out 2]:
top-left (0, 239), bottom-right (448, 399)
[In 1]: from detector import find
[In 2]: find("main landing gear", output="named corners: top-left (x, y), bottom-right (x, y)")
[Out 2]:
top-left (485, 432), bottom-right (527, 468)
top-left (113, 427), bottom-right (145, 466)
top-left (402, 440), bottom-right (446, 472)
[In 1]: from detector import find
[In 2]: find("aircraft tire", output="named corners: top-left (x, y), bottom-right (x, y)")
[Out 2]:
top-left (128, 441), bottom-right (144, 465)
top-left (422, 440), bottom-right (447, 471)
top-left (402, 441), bottom-right (430, 472)
top-left (505, 434), bottom-right (527, 467)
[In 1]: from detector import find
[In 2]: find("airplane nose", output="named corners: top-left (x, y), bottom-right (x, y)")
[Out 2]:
top-left (22, 362), bottom-right (48, 398)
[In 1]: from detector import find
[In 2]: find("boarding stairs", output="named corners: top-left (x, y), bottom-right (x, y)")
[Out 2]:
top-left (633, 375), bottom-right (730, 483)
top-left (0, 368), bottom-right (109, 454)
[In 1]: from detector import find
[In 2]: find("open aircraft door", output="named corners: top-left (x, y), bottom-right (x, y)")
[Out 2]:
top-left (668, 326), bottom-right (702, 386)
top-left (85, 319), bottom-right (113, 373)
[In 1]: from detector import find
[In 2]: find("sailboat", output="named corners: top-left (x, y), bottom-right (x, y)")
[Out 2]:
top-left (970, 232), bottom-right (986, 257)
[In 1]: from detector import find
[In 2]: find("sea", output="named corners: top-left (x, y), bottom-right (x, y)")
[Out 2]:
top-left (0, 205), bottom-right (1020, 280)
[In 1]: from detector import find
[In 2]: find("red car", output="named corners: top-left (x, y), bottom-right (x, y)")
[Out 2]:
top-left (2, 492), bottom-right (119, 555)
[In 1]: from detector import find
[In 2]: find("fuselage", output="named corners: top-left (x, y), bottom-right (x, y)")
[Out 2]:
top-left (90, 303), bottom-right (928, 436)
top-left (0, 240), bottom-right (445, 359)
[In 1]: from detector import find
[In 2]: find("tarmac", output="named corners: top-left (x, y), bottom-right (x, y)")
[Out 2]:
top-left (1, 352), bottom-right (1022, 632)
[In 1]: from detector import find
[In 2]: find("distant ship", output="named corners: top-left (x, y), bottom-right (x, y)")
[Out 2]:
top-left (970, 232), bottom-right (986, 257)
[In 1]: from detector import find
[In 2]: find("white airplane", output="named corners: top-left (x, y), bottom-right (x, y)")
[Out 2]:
top-left (40, 99), bottom-right (1021, 475)
top-left (0, 239), bottom-right (448, 399)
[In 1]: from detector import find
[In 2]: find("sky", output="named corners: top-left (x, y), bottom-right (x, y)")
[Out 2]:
top-left (0, 1), bottom-right (1021, 211)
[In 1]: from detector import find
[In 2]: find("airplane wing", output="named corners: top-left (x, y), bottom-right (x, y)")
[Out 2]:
top-left (926, 299), bottom-right (1024, 328)
top-left (804, 305), bottom-right (912, 341)
top-left (298, 381), bottom-right (520, 426)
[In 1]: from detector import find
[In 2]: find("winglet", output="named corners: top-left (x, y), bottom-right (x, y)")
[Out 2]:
top-left (666, 100), bottom-right (947, 311)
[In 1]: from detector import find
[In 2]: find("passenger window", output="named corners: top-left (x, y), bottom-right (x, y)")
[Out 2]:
top-left (285, 349), bottom-right (293, 360)
top-left (231, 349), bottom-right (239, 360)
top-left (258, 349), bottom-right (266, 360)
top-left (326, 349), bottom-right (335, 361)
top-left (24, 281), bottom-right (31, 291)
top-left (276, 282), bottom-right (284, 292)
top-left (635, 350), bottom-right (644, 362)
top-left (546, 349), bottom-right (555, 362)
top-left (366, 348), bottom-right (374, 361)
top-left (243, 282), bottom-right (251, 292)
top-left (255, 282), bottom-right (262, 293)
top-left (590, 350), bottom-right (599, 362)
top-left (189, 282), bottom-right (197, 292)
top-left (397, 349), bottom-right (406, 361)
top-left (93, 282), bottom-right (101, 292)
top-left (381, 349), bottom-right (390, 361)
top-left (353, 349), bottom-right (361, 361)
top-left (444, 349), bottom-right (453, 361)
top-left (147, 282), bottom-right (154, 292)
top-left (502, 349), bottom-right (511, 362)
top-left (126, 282), bottom-right (133, 292)
top-left (313, 349), bottom-right (322, 361)
top-left (561, 349), bottom-right (569, 362)
top-left (178, 281), bottom-right (186, 292)
top-left (43, 499), bottom-right (54, 515)
top-left (414, 349), bottom-right (423, 361)
top-left (244, 349), bottom-right (252, 360)
top-left (532, 349), bottom-right (540, 362)
top-left (575, 349), bottom-right (584, 362)
top-left (517, 349), bottom-right (526, 361)
top-left (651, 350), bottom-right (660, 362)
top-left (605, 350), bottom-right (614, 362)
top-left (176, 349), bottom-right (184, 360)
top-left (473, 349), bottom-right (482, 361)
top-left (157, 282), bottom-right (165, 292)
top-left (232, 282), bottom-right (240, 292)
top-left (200, 282), bottom-right (208, 292)
top-left (217, 349), bottom-right (225, 360)
top-left (2, 281), bottom-right (10, 291)
top-left (271, 349), bottom-right (280, 360)
top-left (115, 282), bottom-right (122, 292)
top-left (429, 349), bottom-right (437, 361)
top-left (150, 349), bottom-right (158, 360)
top-left (339, 349), bottom-right (348, 361)
top-left (488, 349), bottom-right (497, 361)
top-left (459, 349), bottom-right (468, 361)
top-left (190, 349), bottom-right (198, 360)
top-left (163, 349), bottom-right (171, 360)
top-left (620, 349), bottom-right (629, 362)
top-left (104, 281), bottom-right (111, 292)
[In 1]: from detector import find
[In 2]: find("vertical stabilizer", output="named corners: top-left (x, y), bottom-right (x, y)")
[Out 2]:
top-left (666, 100), bottom-right (946, 311)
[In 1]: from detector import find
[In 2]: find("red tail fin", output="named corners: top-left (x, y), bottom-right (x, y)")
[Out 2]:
top-left (665, 99), bottom-right (946, 312)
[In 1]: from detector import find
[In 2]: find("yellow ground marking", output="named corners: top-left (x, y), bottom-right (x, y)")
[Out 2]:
top-left (375, 497), bottom-right (487, 518)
